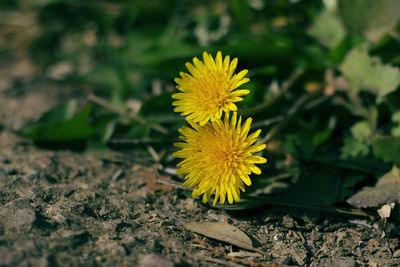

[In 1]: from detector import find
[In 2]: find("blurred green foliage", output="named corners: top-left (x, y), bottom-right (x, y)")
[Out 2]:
top-left (2, 0), bottom-right (400, 209)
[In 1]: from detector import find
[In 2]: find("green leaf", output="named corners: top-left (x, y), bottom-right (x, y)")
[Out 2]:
top-left (230, 0), bottom-right (250, 30)
top-left (87, 65), bottom-right (124, 92)
top-left (299, 154), bottom-right (388, 175)
top-left (145, 113), bottom-right (181, 124)
top-left (313, 129), bottom-right (333, 147)
top-left (282, 133), bottom-right (314, 155)
top-left (350, 120), bottom-right (372, 141)
top-left (250, 65), bottom-right (278, 77)
top-left (19, 101), bottom-right (77, 139)
top-left (281, 166), bottom-right (362, 206)
top-left (127, 124), bottom-right (151, 139)
top-left (341, 135), bottom-right (369, 159)
top-left (327, 36), bottom-right (353, 65)
top-left (308, 10), bottom-right (346, 48)
top-left (347, 165), bottom-right (400, 208)
top-left (34, 100), bottom-right (77, 125)
top-left (340, 48), bottom-right (400, 99)
top-left (339, 173), bottom-right (369, 201)
top-left (23, 104), bottom-right (97, 142)
top-left (121, 32), bottom-right (200, 67)
top-left (372, 136), bottom-right (400, 163)
top-left (391, 111), bottom-right (400, 138)
top-left (96, 118), bottom-right (117, 144)
top-left (338, 0), bottom-right (400, 43)
top-left (140, 93), bottom-right (173, 114)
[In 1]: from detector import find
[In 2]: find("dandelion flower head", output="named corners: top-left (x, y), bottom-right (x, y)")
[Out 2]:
top-left (172, 51), bottom-right (250, 125)
top-left (173, 112), bottom-right (267, 205)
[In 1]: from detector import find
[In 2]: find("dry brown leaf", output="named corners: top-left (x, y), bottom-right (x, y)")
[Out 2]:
top-left (377, 203), bottom-right (395, 220)
top-left (184, 221), bottom-right (258, 252)
top-left (138, 166), bottom-right (174, 192)
top-left (347, 165), bottom-right (400, 208)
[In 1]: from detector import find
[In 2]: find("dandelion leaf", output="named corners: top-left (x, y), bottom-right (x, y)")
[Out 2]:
top-left (23, 104), bottom-right (97, 142)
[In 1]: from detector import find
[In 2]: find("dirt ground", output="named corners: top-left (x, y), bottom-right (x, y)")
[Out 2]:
top-left (1, 76), bottom-right (400, 267)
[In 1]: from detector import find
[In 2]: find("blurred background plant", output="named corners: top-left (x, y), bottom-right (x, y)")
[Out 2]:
top-left (1, 0), bottom-right (399, 213)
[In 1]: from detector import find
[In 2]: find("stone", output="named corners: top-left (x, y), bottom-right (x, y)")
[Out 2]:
top-left (139, 253), bottom-right (173, 267)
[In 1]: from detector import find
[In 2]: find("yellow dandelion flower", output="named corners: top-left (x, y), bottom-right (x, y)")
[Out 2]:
top-left (173, 112), bottom-right (267, 205)
top-left (172, 51), bottom-right (250, 126)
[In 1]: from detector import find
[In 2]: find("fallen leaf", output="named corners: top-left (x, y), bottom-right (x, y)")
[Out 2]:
top-left (347, 165), bottom-right (400, 208)
top-left (377, 203), bottom-right (395, 220)
top-left (184, 221), bottom-right (257, 251)
top-left (137, 166), bottom-right (173, 192)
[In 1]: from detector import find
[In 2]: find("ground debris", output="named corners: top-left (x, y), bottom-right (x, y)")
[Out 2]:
top-left (184, 221), bottom-right (257, 251)
top-left (0, 199), bottom-right (36, 233)
top-left (313, 257), bottom-right (355, 267)
top-left (0, 120), bottom-right (399, 266)
top-left (139, 253), bottom-right (174, 267)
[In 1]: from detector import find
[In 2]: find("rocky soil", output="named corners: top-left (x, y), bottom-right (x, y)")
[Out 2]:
top-left (1, 77), bottom-right (400, 267)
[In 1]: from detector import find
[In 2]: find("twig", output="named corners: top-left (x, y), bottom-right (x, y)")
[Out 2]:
top-left (112, 169), bottom-right (124, 181)
top-left (193, 236), bottom-right (293, 267)
top-left (254, 173), bottom-right (294, 183)
top-left (304, 95), bottom-right (331, 110)
top-left (251, 115), bottom-right (284, 128)
top-left (88, 93), bottom-right (168, 134)
top-left (240, 67), bottom-right (305, 116)
top-left (203, 256), bottom-right (238, 266)
top-left (297, 232), bottom-right (305, 244)
top-left (348, 219), bottom-right (373, 228)
top-left (94, 151), bottom-right (150, 165)
top-left (162, 167), bottom-right (178, 176)
top-left (147, 146), bottom-right (160, 162)
top-left (156, 179), bottom-right (184, 189)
